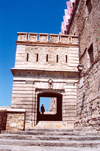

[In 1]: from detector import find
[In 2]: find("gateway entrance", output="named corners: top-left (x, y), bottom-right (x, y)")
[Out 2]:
top-left (37, 92), bottom-right (62, 122)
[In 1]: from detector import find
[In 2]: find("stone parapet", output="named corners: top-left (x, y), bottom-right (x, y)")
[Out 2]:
top-left (28, 33), bottom-right (38, 42)
top-left (39, 33), bottom-right (48, 42)
top-left (6, 108), bottom-right (26, 131)
top-left (0, 108), bottom-right (26, 132)
top-left (17, 32), bottom-right (27, 41)
top-left (17, 32), bottom-right (79, 45)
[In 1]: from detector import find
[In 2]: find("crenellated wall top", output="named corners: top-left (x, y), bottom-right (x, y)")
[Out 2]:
top-left (17, 32), bottom-right (79, 45)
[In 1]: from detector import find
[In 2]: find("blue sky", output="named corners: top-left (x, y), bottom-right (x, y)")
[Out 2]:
top-left (0, 0), bottom-right (68, 107)
top-left (40, 97), bottom-right (51, 111)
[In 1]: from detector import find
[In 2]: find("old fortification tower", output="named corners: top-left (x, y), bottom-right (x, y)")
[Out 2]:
top-left (11, 33), bottom-right (79, 129)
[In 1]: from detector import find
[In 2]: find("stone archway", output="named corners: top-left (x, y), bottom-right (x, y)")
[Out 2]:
top-left (37, 92), bottom-right (62, 123)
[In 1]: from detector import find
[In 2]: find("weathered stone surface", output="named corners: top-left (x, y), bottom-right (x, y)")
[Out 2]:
top-left (5, 109), bottom-right (26, 131)
top-left (68, 0), bottom-right (100, 73)
top-left (0, 128), bottom-right (100, 150)
top-left (66, 0), bottom-right (100, 131)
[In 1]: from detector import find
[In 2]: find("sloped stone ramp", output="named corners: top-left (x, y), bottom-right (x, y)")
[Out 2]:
top-left (0, 128), bottom-right (100, 151)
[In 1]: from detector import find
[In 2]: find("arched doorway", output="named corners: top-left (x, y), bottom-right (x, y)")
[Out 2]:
top-left (37, 92), bottom-right (62, 123)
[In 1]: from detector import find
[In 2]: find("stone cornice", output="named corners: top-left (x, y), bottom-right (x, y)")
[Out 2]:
top-left (11, 68), bottom-right (79, 73)
top-left (16, 41), bottom-right (79, 47)
top-left (0, 108), bottom-right (26, 113)
top-left (11, 68), bottom-right (79, 78)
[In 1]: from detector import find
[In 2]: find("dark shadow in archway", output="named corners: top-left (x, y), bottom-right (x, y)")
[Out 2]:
top-left (37, 92), bottom-right (62, 123)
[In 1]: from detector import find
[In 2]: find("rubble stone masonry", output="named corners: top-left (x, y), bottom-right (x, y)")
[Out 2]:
top-left (0, 109), bottom-right (25, 132)
top-left (75, 55), bottom-right (100, 131)
top-left (67, 0), bottom-right (100, 130)
top-left (67, 0), bottom-right (100, 73)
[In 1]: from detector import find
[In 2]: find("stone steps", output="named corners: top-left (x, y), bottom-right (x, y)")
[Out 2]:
top-left (0, 145), bottom-right (100, 151)
top-left (1, 129), bottom-right (100, 136)
top-left (0, 129), bottom-right (100, 150)
top-left (0, 139), bottom-right (100, 148)
top-left (0, 134), bottom-right (100, 141)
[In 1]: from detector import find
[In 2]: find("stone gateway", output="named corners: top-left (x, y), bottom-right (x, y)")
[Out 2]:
top-left (11, 33), bottom-right (79, 129)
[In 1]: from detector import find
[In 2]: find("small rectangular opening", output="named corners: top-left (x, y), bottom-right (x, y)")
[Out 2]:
top-left (88, 43), bottom-right (94, 65)
top-left (66, 55), bottom-right (67, 63)
top-left (27, 34), bottom-right (29, 40)
top-left (56, 55), bottom-right (58, 63)
top-left (64, 30), bottom-right (67, 34)
top-left (66, 25), bottom-right (68, 29)
top-left (68, 19), bottom-right (70, 23)
top-left (37, 34), bottom-right (39, 40)
top-left (26, 53), bottom-right (29, 61)
top-left (72, 2), bottom-right (74, 8)
top-left (46, 54), bottom-right (48, 62)
top-left (36, 53), bottom-right (38, 62)
top-left (48, 35), bottom-right (50, 41)
top-left (86, 0), bottom-right (92, 14)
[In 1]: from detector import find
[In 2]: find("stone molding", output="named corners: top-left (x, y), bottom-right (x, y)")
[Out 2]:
top-left (0, 108), bottom-right (26, 113)
top-left (7, 109), bottom-right (26, 113)
top-left (11, 68), bottom-right (79, 78)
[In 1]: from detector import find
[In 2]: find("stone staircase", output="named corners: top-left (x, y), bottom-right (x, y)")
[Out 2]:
top-left (0, 128), bottom-right (100, 151)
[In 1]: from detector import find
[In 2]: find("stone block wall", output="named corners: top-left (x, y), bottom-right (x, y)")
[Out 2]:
top-left (75, 56), bottom-right (100, 131)
top-left (0, 110), bottom-right (7, 132)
